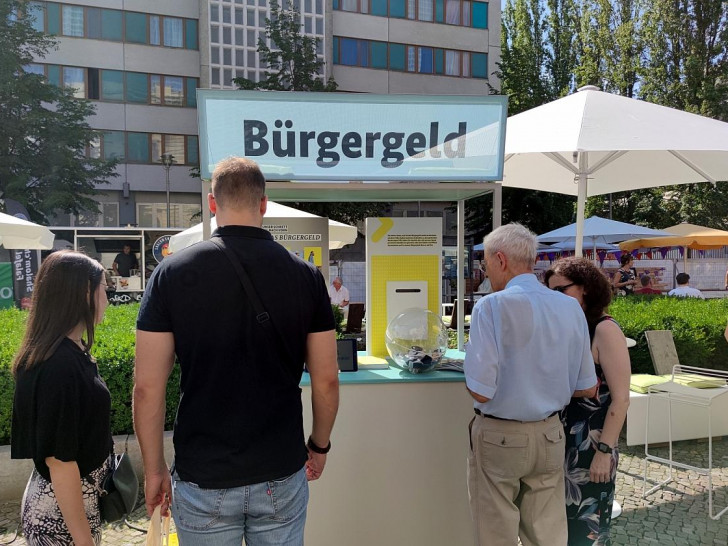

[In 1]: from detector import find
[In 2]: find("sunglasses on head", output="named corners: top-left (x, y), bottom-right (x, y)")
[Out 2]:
top-left (551, 282), bottom-right (575, 293)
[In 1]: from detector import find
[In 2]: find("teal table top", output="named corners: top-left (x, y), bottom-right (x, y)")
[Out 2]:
top-left (301, 349), bottom-right (466, 386)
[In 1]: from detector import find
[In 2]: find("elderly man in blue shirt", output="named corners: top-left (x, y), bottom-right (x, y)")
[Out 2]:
top-left (464, 223), bottom-right (597, 546)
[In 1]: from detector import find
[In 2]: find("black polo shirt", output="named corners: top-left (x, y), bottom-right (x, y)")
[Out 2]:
top-left (137, 225), bottom-right (335, 488)
top-left (114, 252), bottom-right (137, 276)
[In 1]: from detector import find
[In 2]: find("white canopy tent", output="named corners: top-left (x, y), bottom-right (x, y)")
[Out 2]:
top-left (502, 86), bottom-right (728, 256)
top-left (0, 212), bottom-right (55, 250)
top-left (169, 200), bottom-right (358, 253)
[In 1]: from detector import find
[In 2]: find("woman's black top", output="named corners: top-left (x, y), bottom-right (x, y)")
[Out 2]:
top-left (618, 267), bottom-right (636, 295)
top-left (11, 338), bottom-right (113, 482)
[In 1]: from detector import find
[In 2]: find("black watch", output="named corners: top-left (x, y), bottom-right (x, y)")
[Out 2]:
top-left (596, 442), bottom-right (613, 454)
top-left (307, 436), bottom-right (331, 454)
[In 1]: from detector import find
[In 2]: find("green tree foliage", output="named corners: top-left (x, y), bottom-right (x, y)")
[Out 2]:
top-left (233, 0), bottom-right (336, 91)
top-left (0, 0), bottom-right (117, 222)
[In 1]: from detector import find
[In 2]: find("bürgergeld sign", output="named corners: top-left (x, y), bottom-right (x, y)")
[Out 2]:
top-left (197, 91), bottom-right (507, 181)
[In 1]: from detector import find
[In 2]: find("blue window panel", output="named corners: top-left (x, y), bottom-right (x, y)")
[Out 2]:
top-left (47, 64), bottom-right (60, 87)
top-left (359, 40), bottom-right (369, 67)
top-left (340, 38), bottom-right (358, 66)
top-left (472, 52), bottom-right (487, 78)
top-left (103, 131), bottom-right (125, 160)
top-left (435, 0), bottom-right (444, 23)
top-left (389, 43), bottom-right (405, 71)
top-left (390, 0), bottom-right (406, 18)
top-left (333, 0), bottom-right (339, 9)
top-left (127, 133), bottom-right (149, 163)
top-left (333, 37), bottom-right (339, 64)
top-left (186, 78), bottom-right (197, 107)
top-left (125, 13), bottom-right (147, 43)
top-left (102, 9), bottom-right (123, 41)
top-left (187, 136), bottom-right (199, 165)
top-left (418, 47), bottom-right (433, 74)
top-left (434, 48), bottom-right (444, 74)
top-left (46, 2), bottom-right (60, 35)
top-left (371, 41), bottom-right (388, 69)
top-left (472, 1), bottom-right (487, 28)
top-left (126, 72), bottom-right (148, 103)
top-left (185, 20), bottom-right (198, 50)
top-left (28, 2), bottom-right (44, 32)
top-left (371, 0), bottom-right (387, 16)
top-left (101, 70), bottom-right (124, 100)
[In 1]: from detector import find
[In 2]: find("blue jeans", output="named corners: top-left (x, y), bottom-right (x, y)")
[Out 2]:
top-left (171, 466), bottom-right (309, 546)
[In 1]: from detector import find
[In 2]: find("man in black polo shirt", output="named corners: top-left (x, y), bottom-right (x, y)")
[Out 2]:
top-left (133, 157), bottom-right (339, 545)
top-left (112, 244), bottom-right (138, 277)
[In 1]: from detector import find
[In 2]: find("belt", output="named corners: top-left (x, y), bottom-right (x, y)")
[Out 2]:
top-left (474, 408), bottom-right (559, 422)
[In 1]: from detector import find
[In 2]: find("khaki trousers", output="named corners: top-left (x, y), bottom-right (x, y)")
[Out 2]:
top-left (467, 413), bottom-right (567, 546)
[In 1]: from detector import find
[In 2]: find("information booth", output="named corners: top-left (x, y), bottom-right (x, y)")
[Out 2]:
top-left (196, 90), bottom-right (508, 545)
top-left (47, 227), bottom-right (181, 304)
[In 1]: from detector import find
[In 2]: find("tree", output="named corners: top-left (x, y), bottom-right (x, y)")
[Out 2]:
top-left (0, 0), bottom-right (117, 222)
top-left (233, 0), bottom-right (336, 91)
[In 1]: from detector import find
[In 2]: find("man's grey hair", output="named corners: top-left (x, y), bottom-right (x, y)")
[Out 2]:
top-left (482, 223), bottom-right (538, 266)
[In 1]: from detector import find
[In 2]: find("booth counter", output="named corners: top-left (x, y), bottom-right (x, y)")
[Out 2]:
top-left (299, 353), bottom-right (475, 546)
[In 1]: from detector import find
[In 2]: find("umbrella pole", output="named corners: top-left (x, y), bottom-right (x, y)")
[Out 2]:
top-left (575, 166), bottom-right (588, 257)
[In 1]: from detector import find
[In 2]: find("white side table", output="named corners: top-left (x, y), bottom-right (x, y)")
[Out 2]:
top-left (642, 365), bottom-right (728, 519)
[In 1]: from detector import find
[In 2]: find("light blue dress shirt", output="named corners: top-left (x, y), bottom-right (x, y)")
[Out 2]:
top-left (464, 273), bottom-right (597, 421)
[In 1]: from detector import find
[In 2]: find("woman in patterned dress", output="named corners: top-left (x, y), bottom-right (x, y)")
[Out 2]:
top-left (545, 257), bottom-right (631, 546)
top-left (10, 251), bottom-right (113, 546)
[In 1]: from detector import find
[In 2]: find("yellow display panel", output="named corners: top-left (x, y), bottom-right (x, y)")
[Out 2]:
top-left (370, 255), bottom-right (441, 357)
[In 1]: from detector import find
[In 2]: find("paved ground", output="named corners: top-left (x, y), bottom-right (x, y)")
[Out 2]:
top-left (2, 438), bottom-right (728, 545)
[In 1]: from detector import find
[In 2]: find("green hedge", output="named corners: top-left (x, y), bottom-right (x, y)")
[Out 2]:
top-left (0, 304), bottom-right (180, 445)
top-left (609, 296), bottom-right (728, 375)
top-left (2, 297), bottom-right (728, 444)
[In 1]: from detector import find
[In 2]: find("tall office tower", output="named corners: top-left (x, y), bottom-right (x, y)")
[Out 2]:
top-left (331, 0), bottom-right (500, 94)
top-left (27, 0), bottom-right (202, 228)
top-left (203, 0), bottom-right (327, 89)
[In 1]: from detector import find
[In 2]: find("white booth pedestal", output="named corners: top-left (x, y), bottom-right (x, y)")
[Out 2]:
top-left (301, 368), bottom-right (474, 546)
top-left (626, 390), bottom-right (728, 446)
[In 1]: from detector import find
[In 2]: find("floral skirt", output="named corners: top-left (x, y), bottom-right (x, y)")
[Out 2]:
top-left (20, 456), bottom-right (112, 546)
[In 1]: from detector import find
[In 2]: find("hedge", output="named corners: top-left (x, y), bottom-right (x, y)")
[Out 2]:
top-left (1, 296), bottom-right (727, 444)
top-left (0, 304), bottom-right (180, 445)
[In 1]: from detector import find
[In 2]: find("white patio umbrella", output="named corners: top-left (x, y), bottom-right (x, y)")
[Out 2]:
top-left (503, 86), bottom-right (728, 256)
top-left (169, 201), bottom-right (358, 253)
top-left (0, 211), bottom-right (55, 250)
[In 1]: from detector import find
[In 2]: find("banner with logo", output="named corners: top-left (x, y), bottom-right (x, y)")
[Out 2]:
top-left (0, 264), bottom-right (13, 309)
top-left (13, 250), bottom-right (39, 309)
top-left (197, 90), bottom-right (507, 181)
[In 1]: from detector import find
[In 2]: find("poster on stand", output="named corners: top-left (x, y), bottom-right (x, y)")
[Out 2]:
top-left (264, 217), bottom-right (329, 282)
top-left (365, 218), bottom-right (442, 358)
top-left (13, 249), bottom-right (39, 309)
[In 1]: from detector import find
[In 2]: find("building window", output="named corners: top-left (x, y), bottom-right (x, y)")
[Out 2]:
top-left (164, 76), bottom-right (184, 106)
top-left (127, 132), bottom-right (150, 163)
top-left (163, 17), bottom-right (184, 47)
top-left (186, 78), bottom-right (198, 107)
top-left (187, 136), bottom-right (199, 165)
top-left (28, 1), bottom-right (44, 32)
top-left (472, 1), bottom-right (487, 28)
top-left (102, 131), bottom-right (125, 160)
top-left (126, 72), bottom-right (148, 103)
top-left (418, 47), bottom-right (433, 73)
top-left (371, 41), bottom-right (388, 69)
top-left (389, 43), bottom-right (405, 71)
top-left (149, 15), bottom-right (160, 45)
top-left (471, 52), bottom-right (487, 78)
top-left (101, 69), bottom-right (124, 101)
top-left (125, 12), bottom-right (147, 43)
top-left (62, 5), bottom-right (84, 36)
top-left (63, 66), bottom-right (85, 98)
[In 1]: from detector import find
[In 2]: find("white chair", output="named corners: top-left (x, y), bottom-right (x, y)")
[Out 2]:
top-left (642, 365), bottom-right (728, 519)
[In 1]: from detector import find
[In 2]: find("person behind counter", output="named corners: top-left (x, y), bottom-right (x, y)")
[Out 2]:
top-left (112, 244), bottom-right (138, 277)
top-left (11, 251), bottom-right (113, 546)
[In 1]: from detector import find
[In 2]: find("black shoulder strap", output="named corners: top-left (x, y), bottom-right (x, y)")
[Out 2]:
top-left (210, 237), bottom-right (298, 383)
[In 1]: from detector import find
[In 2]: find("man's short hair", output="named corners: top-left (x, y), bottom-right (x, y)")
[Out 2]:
top-left (211, 157), bottom-right (266, 211)
top-left (640, 275), bottom-right (652, 287)
top-left (482, 223), bottom-right (537, 267)
top-left (676, 272), bottom-right (690, 285)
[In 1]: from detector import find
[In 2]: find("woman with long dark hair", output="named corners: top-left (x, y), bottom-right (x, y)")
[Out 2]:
top-left (11, 251), bottom-right (113, 546)
top-left (612, 254), bottom-right (638, 296)
top-left (545, 257), bottom-right (631, 546)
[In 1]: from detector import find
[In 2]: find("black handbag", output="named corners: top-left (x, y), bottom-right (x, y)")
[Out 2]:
top-left (99, 452), bottom-right (139, 523)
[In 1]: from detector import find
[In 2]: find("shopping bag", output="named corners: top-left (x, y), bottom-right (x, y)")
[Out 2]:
top-left (145, 505), bottom-right (171, 546)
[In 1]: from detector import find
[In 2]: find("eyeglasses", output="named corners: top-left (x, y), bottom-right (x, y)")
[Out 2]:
top-left (551, 282), bottom-right (576, 293)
